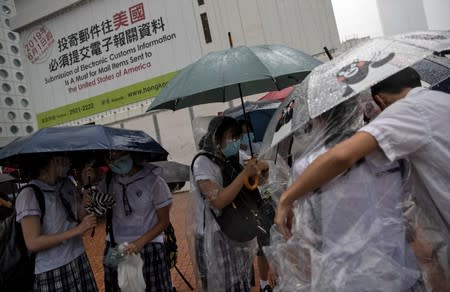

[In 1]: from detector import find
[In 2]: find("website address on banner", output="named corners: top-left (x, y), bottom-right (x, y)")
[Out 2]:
top-left (128, 81), bottom-right (168, 98)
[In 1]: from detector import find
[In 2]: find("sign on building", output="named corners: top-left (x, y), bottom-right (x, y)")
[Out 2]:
top-left (21, 0), bottom-right (201, 127)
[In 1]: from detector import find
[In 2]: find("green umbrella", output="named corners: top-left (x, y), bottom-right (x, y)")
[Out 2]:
top-left (147, 44), bottom-right (321, 157)
top-left (147, 44), bottom-right (322, 111)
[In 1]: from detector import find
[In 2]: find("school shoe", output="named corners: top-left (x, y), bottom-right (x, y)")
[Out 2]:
top-left (260, 284), bottom-right (273, 292)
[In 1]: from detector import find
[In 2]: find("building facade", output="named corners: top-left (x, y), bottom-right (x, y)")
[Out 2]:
top-left (0, 0), bottom-right (34, 147)
top-left (9, 0), bottom-right (340, 164)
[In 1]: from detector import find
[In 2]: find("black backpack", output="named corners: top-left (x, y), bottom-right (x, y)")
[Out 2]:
top-left (0, 184), bottom-right (45, 292)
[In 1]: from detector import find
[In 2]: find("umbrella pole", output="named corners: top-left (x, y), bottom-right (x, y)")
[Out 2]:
top-left (238, 83), bottom-right (254, 157)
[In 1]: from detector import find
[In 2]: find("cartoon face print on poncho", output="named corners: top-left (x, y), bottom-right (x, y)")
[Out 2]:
top-left (336, 52), bottom-right (395, 97)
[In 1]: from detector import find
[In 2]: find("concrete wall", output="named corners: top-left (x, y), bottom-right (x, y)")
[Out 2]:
top-left (192, 0), bottom-right (340, 56)
top-left (377, 0), bottom-right (428, 36)
top-left (422, 0), bottom-right (450, 30)
top-left (10, 0), bottom-right (83, 31)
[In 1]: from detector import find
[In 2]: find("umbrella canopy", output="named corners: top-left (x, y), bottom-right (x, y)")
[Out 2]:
top-left (306, 30), bottom-right (450, 119)
top-left (0, 124), bottom-right (168, 167)
top-left (147, 44), bottom-right (322, 111)
top-left (259, 31), bottom-right (450, 156)
top-left (223, 101), bottom-right (279, 142)
top-left (412, 54), bottom-right (450, 92)
top-left (258, 86), bottom-right (294, 102)
top-left (149, 161), bottom-right (190, 183)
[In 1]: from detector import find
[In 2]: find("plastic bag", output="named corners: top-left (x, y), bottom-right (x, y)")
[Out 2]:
top-left (117, 243), bottom-right (146, 292)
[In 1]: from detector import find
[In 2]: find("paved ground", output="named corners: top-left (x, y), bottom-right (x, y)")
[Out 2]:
top-left (83, 191), bottom-right (274, 292)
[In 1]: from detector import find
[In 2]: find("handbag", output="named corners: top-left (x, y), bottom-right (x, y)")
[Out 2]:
top-left (213, 192), bottom-right (259, 242)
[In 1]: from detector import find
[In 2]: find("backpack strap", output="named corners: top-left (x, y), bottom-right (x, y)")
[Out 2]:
top-left (190, 152), bottom-right (220, 173)
top-left (104, 171), bottom-right (117, 247)
top-left (18, 184), bottom-right (46, 224)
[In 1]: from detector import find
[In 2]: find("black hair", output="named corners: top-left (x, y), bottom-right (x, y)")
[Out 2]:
top-left (371, 67), bottom-right (421, 96)
top-left (238, 119), bottom-right (254, 132)
top-left (199, 116), bottom-right (240, 150)
top-left (22, 154), bottom-right (54, 179)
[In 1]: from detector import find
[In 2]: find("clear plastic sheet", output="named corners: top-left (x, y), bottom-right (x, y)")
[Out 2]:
top-left (186, 116), bottom-right (256, 291)
top-left (264, 97), bottom-right (427, 291)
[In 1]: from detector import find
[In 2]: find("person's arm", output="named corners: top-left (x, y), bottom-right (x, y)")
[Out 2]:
top-left (198, 159), bottom-right (258, 209)
top-left (20, 214), bottom-right (97, 253)
top-left (0, 197), bottom-right (12, 208)
top-left (276, 132), bottom-right (379, 238)
top-left (410, 226), bottom-right (450, 291)
top-left (124, 204), bottom-right (171, 254)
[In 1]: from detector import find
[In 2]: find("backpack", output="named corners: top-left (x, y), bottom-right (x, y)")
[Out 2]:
top-left (0, 184), bottom-right (45, 292)
top-left (191, 152), bottom-right (262, 242)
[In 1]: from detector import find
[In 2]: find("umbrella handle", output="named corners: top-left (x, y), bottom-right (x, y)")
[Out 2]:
top-left (243, 175), bottom-right (259, 190)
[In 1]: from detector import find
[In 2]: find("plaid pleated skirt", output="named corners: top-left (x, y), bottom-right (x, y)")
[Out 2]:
top-left (104, 241), bottom-right (173, 292)
top-left (33, 252), bottom-right (98, 292)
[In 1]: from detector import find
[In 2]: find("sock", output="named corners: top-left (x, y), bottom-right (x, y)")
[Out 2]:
top-left (260, 280), bottom-right (269, 288)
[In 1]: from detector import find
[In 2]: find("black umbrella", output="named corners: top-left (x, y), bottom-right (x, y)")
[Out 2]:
top-left (0, 125), bottom-right (168, 167)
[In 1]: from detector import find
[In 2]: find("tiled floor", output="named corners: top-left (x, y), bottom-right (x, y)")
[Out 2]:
top-left (83, 191), bottom-right (274, 292)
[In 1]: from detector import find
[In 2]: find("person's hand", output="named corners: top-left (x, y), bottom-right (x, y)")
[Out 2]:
top-left (0, 197), bottom-right (12, 209)
top-left (76, 214), bottom-right (97, 235)
top-left (243, 158), bottom-right (259, 178)
top-left (410, 227), bottom-right (434, 264)
top-left (256, 160), bottom-right (269, 185)
top-left (123, 238), bottom-right (145, 254)
top-left (275, 193), bottom-right (294, 240)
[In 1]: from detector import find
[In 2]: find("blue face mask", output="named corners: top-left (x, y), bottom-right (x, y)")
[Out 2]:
top-left (108, 154), bottom-right (133, 175)
top-left (222, 139), bottom-right (240, 157)
top-left (240, 132), bottom-right (255, 146)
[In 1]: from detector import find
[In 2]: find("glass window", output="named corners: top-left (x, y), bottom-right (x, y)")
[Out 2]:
top-left (20, 98), bottom-right (29, 107)
top-left (0, 69), bottom-right (8, 78)
top-left (15, 72), bottom-right (24, 80)
top-left (4, 97), bottom-right (13, 106)
top-left (7, 111), bottom-right (16, 120)
top-left (7, 32), bottom-right (16, 41)
top-left (10, 125), bottom-right (18, 134)
top-left (200, 13), bottom-right (212, 44)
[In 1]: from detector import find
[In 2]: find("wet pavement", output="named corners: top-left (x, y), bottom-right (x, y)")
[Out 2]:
top-left (83, 191), bottom-right (274, 292)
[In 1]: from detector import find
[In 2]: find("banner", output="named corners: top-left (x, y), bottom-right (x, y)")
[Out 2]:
top-left (21, 0), bottom-right (201, 127)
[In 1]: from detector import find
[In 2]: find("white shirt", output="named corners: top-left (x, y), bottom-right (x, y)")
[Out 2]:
top-left (107, 165), bottom-right (172, 244)
top-left (360, 87), bottom-right (450, 233)
top-left (15, 178), bottom-right (84, 274)
top-left (192, 154), bottom-right (224, 234)
top-left (292, 147), bottom-right (420, 291)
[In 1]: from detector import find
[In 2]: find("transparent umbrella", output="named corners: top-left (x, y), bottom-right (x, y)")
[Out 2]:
top-left (259, 30), bottom-right (450, 156)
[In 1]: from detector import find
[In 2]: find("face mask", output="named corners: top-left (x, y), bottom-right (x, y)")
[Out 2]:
top-left (108, 154), bottom-right (133, 175)
top-left (222, 139), bottom-right (240, 157)
top-left (240, 132), bottom-right (255, 146)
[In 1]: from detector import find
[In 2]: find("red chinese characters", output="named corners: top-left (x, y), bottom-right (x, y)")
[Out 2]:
top-left (24, 26), bottom-right (54, 64)
top-left (129, 3), bottom-right (145, 24)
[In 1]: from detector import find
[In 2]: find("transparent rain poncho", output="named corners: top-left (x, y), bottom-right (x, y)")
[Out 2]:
top-left (264, 97), bottom-right (423, 292)
top-left (186, 116), bottom-right (256, 292)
